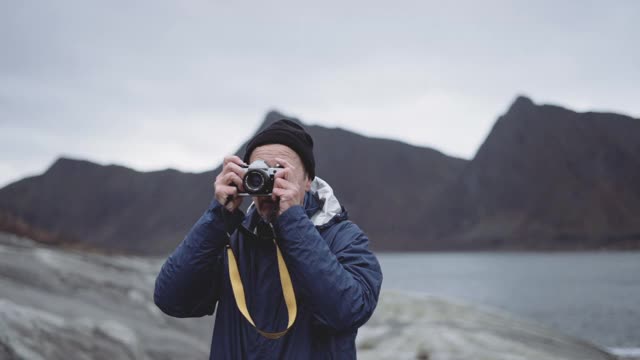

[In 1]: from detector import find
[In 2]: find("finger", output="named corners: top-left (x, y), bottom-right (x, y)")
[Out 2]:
top-left (223, 155), bottom-right (247, 167)
top-left (215, 185), bottom-right (238, 204)
top-left (274, 167), bottom-right (291, 180)
top-left (222, 160), bottom-right (245, 174)
top-left (217, 172), bottom-right (233, 186)
top-left (274, 157), bottom-right (295, 171)
top-left (272, 187), bottom-right (286, 198)
top-left (231, 193), bottom-right (244, 208)
top-left (274, 187), bottom-right (297, 199)
top-left (221, 172), bottom-right (243, 189)
top-left (226, 195), bottom-right (239, 211)
top-left (226, 162), bottom-right (247, 178)
top-left (274, 177), bottom-right (295, 190)
top-left (216, 184), bottom-right (238, 197)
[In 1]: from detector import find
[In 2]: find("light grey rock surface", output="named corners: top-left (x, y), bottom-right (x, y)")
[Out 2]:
top-left (0, 233), bottom-right (211, 360)
top-left (359, 291), bottom-right (616, 360)
top-left (0, 233), bottom-right (622, 359)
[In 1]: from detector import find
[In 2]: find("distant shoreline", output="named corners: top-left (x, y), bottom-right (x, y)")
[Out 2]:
top-left (378, 251), bottom-right (640, 349)
top-left (375, 249), bottom-right (640, 254)
top-left (608, 347), bottom-right (640, 360)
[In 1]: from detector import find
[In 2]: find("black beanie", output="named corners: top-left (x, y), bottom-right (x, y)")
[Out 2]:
top-left (244, 119), bottom-right (316, 180)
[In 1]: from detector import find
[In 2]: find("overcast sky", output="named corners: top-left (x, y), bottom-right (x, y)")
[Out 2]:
top-left (1, 1), bottom-right (639, 187)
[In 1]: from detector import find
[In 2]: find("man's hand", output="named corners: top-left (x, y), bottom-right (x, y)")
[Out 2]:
top-left (272, 157), bottom-right (305, 216)
top-left (214, 155), bottom-right (247, 212)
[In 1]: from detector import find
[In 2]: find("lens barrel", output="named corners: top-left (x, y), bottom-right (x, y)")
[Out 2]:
top-left (243, 169), bottom-right (267, 193)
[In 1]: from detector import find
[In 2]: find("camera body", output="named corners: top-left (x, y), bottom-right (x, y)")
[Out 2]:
top-left (239, 160), bottom-right (282, 196)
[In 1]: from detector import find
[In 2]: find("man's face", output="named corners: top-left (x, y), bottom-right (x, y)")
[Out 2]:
top-left (249, 144), bottom-right (311, 221)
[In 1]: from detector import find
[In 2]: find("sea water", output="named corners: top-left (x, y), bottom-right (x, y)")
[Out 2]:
top-left (377, 251), bottom-right (640, 353)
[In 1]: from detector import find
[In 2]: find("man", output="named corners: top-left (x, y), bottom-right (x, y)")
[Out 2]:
top-left (154, 119), bottom-right (383, 359)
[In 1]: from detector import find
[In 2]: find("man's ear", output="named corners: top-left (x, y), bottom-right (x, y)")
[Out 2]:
top-left (304, 176), bottom-right (312, 192)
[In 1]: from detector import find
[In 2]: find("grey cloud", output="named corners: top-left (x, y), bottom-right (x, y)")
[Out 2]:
top-left (1, 0), bottom-right (639, 187)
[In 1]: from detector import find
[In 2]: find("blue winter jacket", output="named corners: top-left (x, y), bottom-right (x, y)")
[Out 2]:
top-left (154, 177), bottom-right (383, 359)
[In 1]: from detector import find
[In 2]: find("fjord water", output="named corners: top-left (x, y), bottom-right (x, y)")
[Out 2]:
top-left (377, 251), bottom-right (640, 350)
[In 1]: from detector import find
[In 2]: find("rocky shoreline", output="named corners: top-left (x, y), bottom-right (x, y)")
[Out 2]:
top-left (0, 233), bottom-right (632, 360)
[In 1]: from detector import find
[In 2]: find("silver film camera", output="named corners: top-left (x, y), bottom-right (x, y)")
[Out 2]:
top-left (238, 160), bottom-right (282, 196)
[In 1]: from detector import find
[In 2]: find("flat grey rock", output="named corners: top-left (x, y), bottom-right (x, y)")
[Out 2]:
top-left (0, 233), bottom-right (623, 359)
top-left (358, 291), bottom-right (616, 360)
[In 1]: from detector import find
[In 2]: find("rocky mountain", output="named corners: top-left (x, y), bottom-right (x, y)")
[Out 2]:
top-left (0, 96), bottom-right (639, 253)
top-left (420, 96), bottom-right (640, 250)
top-left (0, 159), bottom-right (216, 254)
top-left (0, 112), bottom-right (465, 255)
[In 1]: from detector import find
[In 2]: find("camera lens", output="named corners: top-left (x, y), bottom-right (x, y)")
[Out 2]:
top-left (245, 171), bottom-right (265, 192)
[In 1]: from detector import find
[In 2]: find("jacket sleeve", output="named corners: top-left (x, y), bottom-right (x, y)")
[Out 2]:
top-left (153, 198), bottom-right (244, 318)
top-left (273, 205), bottom-right (383, 332)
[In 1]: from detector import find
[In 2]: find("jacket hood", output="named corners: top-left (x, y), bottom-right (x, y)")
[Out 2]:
top-left (307, 176), bottom-right (344, 227)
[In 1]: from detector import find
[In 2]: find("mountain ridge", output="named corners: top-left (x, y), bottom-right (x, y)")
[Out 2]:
top-left (1, 96), bottom-right (639, 254)
top-left (421, 96), bottom-right (640, 250)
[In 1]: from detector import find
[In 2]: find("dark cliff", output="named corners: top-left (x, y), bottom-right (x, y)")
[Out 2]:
top-left (0, 112), bottom-right (465, 254)
top-left (421, 96), bottom-right (640, 250)
top-left (1, 96), bottom-right (639, 254)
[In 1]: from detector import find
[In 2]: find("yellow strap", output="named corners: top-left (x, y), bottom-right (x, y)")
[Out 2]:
top-left (226, 241), bottom-right (297, 339)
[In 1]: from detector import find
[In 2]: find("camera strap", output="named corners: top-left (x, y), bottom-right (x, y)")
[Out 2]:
top-left (222, 196), bottom-right (298, 340)
top-left (226, 240), bottom-right (297, 339)
top-left (220, 197), bottom-right (297, 340)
